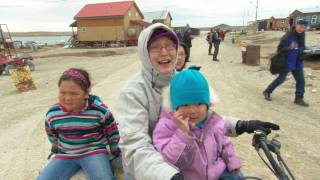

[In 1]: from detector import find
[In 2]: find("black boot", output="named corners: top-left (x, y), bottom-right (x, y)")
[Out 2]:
top-left (294, 98), bottom-right (309, 107)
top-left (263, 91), bottom-right (271, 101)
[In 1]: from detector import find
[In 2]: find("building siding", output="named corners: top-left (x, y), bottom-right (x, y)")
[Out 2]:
top-left (292, 12), bottom-right (320, 26)
top-left (123, 4), bottom-right (143, 40)
top-left (77, 18), bottom-right (124, 41)
top-left (76, 3), bottom-right (143, 42)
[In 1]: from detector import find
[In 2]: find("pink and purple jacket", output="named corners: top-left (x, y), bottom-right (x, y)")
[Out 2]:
top-left (153, 109), bottom-right (241, 180)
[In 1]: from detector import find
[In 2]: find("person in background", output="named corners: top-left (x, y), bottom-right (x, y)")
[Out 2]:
top-left (153, 68), bottom-right (244, 180)
top-left (175, 29), bottom-right (183, 42)
top-left (219, 30), bottom-right (225, 41)
top-left (176, 42), bottom-right (188, 71)
top-left (263, 19), bottom-right (309, 107)
top-left (212, 29), bottom-right (222, 61)
top-left (206, 29), bottom-right (213, 55)
top-left (182, 28), bottom-right (193, 62)
top-left (37, 68), bottom-right (120, 180)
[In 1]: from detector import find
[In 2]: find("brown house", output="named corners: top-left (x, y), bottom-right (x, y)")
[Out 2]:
top-left (143, 10), bottom-right (173, 27)
top-left (72, 1), bottom-right (146, 45)
top-left (257, 16), bottom-right (289, 31)
top-left (269, 16), bottom-right (290, 30)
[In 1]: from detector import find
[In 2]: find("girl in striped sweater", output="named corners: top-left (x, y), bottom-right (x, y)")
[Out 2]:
top-left (37, 68), bottom-right (120, 180)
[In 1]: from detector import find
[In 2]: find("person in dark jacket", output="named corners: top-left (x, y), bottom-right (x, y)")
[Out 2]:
top-left (182, 28), bottom-right (192, 62)
top-left (206, 29), bottom-right (213, 55)
top-left (174, 29), bottom-right (183, 42)
top-left (263, 19), bottom-right (309, 107)
top-left (212, 29), bottom-right (222, 61)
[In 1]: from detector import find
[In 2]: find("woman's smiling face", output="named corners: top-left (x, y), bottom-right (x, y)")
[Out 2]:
top-left (148, 37), bottom-right (177, 75)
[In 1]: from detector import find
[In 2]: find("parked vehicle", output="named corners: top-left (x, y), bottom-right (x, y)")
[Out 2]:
top-left (0, 55), bottom-right (35, 75)
top-left (302, 47), bottom-right (320, 60)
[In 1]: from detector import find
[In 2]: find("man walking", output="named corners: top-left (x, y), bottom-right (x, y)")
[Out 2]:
top-left (263, 19), bottom-right (309, 107)
top-left (212, 29), bottom-right (222, 61)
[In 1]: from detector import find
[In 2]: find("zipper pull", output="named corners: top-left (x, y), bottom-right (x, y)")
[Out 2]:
top-left (200, 131), bottom-right (204, 144)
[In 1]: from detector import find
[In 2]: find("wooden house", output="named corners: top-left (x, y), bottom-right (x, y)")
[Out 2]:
top-left (71, 1), bottom-right (147, 46)
top-left (269, 16), bottom-right (290, 30)
top-left (257, 16), bottom-right (289, 31)
top-left (290, 8), bottom-right (320, 29)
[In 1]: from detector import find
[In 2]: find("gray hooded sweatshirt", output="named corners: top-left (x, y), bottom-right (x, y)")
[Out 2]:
top-left (116, 23), bottom-right (239, 180)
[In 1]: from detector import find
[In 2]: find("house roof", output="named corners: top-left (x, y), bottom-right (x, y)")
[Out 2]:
top-left (130, 19), bottom-right (151, 26)
top-left (74, 1), bottom-right (143, 19)
top-left (143, 10), bottom-right (172, 23)
top-left (271, 16), bottom-right (288, 20)
top-left (70, 21), bottom-right (77, 27)
top-left (291, 7), bottom-right (320, 15)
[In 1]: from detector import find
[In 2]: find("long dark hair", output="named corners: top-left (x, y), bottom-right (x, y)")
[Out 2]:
top-left (177, 42), bottom-right (188, 71)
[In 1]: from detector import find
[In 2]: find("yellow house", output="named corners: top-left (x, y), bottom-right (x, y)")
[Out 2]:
top-left (72, 1), bottom-right (147, 45)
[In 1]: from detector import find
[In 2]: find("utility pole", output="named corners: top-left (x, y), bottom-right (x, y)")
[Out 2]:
top-left (243, 8), bottom-right (246, 27)
top-left (255, 0), bottom-right (259, 32)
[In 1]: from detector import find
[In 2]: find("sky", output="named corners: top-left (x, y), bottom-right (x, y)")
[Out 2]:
top-left (0, 0), bottom-right (319, 32)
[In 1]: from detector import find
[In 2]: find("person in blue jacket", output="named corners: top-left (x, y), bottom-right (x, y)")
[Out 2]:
top-left (263, 19), bottom-right (309, 107)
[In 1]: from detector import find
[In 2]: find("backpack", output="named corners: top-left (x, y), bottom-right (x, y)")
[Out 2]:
top-left (270, 53), bottom-right (286, 75)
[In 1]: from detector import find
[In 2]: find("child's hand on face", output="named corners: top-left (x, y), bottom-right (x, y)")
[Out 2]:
top-left (173, 110), bottom-right (190, 134)
top-left (232, 168), bottom-right (241, 173)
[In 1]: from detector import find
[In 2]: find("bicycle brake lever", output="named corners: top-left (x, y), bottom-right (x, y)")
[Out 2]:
top-left (266, 138), bottom-right (281, 154)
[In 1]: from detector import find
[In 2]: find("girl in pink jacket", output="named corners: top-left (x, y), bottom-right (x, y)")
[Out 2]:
top-left (153, 68), bottom-right (244, 180)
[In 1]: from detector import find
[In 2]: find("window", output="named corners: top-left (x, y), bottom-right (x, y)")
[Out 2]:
top-left (80, 27), bottom-right (86, 32)
top-left (128, 10), bottom-right (132, 17)
top-left (311, 15), bottom-right (317, 24)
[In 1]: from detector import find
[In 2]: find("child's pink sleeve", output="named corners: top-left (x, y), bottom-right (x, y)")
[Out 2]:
top-left (152, 109), bottom-right (196, 169)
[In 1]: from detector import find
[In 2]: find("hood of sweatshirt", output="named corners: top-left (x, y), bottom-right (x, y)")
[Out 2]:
top-left (138, 23), bottom-right (178, 90)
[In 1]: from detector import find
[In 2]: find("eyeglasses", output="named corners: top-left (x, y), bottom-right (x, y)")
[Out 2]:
top-left (149, 44), bottom-right (177, 54)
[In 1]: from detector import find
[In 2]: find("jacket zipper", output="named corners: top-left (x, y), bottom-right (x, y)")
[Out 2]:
top-left (200, 128), bottom-right (209, 180)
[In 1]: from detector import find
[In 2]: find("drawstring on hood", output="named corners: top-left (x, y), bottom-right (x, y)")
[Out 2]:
top-left (138, 23), bottom-right (179, 90)
top-left (151, 68), bottom-right (159, 88)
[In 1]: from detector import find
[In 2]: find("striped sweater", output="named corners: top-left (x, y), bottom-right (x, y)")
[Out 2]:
top-left (45, 95), bottom-right (120, 159)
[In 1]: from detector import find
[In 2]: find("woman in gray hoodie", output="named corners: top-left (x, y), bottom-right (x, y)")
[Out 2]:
top-left (116, 23), bottom-right (279, 180)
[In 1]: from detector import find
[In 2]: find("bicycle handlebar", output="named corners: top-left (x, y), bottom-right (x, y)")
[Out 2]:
top-left (252, 130), bottom-right (291, 180)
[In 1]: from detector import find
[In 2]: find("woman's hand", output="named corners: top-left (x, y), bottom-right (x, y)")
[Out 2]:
top-left (236, 120), bottom-right (280, 135)
top-left (173, 110), bottom-right (190, 134)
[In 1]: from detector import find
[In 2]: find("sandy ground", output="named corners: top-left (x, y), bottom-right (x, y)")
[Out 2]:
top-left (0, 31), bottom-right (319, 180)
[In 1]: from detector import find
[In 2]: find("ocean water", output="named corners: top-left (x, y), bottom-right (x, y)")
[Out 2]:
top-left (12, 36), bottom-right (71, 45)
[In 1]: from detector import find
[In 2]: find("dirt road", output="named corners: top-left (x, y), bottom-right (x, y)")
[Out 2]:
top-left (0, 31), bottom-right (319, 180)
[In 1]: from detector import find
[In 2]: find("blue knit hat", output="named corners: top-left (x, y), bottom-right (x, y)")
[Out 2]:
top-left (297, 19), bottom-right (308, 26)
top-left (170, 69), bottom-right (210, 110)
